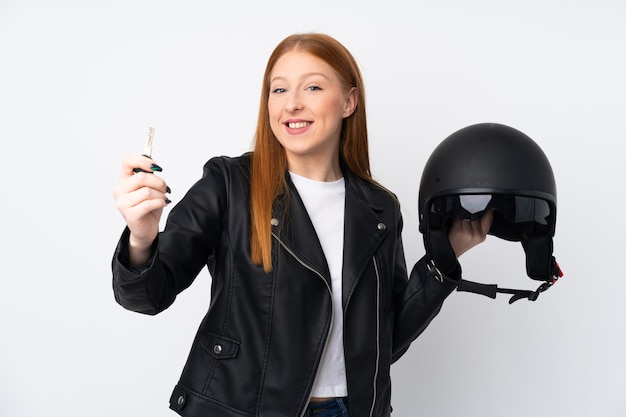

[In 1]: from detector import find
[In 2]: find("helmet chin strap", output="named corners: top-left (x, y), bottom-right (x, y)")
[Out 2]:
top-left (425, 226), bottom-right (564, 304)
top-left (455, 261), bottom-right (562, 304)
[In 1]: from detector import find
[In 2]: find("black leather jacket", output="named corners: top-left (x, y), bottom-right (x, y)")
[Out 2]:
top-left (112, 153), bottom-right (456, 417)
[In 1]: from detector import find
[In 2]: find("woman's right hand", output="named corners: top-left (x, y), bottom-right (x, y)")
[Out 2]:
top-left (112, 154), bottom-right (171, 266)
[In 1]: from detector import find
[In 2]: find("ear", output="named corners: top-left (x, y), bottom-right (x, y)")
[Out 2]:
top-left (342, 87), bottom-right (358, 118)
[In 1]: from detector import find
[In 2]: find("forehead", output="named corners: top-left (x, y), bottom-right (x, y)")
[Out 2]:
top-left (270, 51), bottom-right (336, 80)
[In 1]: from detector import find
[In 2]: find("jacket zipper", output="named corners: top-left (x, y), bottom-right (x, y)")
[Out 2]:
top-left (369, 256), bottom-right (381, 417)
top-left (271, 233), bottom-right (334, 417)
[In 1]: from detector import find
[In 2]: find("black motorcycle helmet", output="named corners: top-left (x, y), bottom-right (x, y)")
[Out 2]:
top-left (419, 123), bottom-right (562, 303)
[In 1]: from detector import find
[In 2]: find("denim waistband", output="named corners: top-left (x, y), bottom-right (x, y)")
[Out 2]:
top-left (305, 397), bottom-right (349, 416)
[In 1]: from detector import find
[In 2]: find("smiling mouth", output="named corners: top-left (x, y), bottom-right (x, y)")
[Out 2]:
top-left (287, 122), bottom-right (311, 129)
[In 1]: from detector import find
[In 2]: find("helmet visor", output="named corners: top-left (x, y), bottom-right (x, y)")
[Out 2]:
top-left (431, 194), bottom-right (550, 225)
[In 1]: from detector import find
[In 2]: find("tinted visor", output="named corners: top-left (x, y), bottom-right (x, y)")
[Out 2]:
top-left (431, 194), bottom-right (550, 225)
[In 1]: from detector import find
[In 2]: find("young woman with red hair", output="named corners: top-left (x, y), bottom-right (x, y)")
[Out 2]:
top-left (112, 33), bottom-right (490, 417)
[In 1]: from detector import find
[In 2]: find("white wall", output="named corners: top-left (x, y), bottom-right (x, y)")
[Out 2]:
top-left (1, 0), bottom-right (624, 416)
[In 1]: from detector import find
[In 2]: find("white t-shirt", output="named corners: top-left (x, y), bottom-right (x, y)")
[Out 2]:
top-left (289, 171), bottom-right (348, 398)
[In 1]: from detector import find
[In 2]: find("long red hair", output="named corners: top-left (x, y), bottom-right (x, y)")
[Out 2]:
top-left (250, 33), bottom-right (373, 272)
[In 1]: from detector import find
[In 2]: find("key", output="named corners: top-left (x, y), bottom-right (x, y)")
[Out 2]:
top-left (142, 125), bottom-right (155, 158)
top-left (133, 126), bottom-right (156, 173)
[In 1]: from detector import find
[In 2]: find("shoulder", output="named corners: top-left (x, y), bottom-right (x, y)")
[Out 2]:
top-left (372, 182), bottom-right (402, 219)
top-left (370, 181), bottom-right (399, 203)
top-left (203, 152), bottom-right (252, 172)
top-left (199, 152), bottom-right (252, 184)
top-left (346, 170), bottom-right (400, 211)
top-left (179, 153), bottom-right (252, 201)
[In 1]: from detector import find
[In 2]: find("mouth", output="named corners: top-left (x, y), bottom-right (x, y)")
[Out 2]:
top-left (286, 121), bottom-right (312, 129)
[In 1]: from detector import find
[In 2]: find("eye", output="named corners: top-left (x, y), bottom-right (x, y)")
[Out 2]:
top-left (271, 87), bottom-right (286, 94)
top-left (306, 85), bottom-right (322, 91)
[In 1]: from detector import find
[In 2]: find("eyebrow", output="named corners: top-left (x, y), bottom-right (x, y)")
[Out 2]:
top-left (270, 72), bottom-right (331, 84)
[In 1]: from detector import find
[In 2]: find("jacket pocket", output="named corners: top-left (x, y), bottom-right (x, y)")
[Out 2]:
top-left (200, 332), bottom-right (240, 360)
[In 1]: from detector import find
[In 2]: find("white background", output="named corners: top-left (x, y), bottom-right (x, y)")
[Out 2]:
top-left (1, 0), bottom-right (625, 416)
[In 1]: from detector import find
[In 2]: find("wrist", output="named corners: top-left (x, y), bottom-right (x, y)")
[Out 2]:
top-left (128, 234), bottom-right (154, 251)
top-left (128, 234), bottom-right (155, 267)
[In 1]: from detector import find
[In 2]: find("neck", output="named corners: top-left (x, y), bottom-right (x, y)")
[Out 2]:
top-left (286, 154), bottom-right (343, 182)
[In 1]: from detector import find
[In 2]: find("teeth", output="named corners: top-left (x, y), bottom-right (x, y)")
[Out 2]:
top-left (288, 122), bottom-right (309, 129)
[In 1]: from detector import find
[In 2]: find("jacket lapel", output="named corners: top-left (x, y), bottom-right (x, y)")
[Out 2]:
top-left (342, 172), bottom-right (390, 308)
top-left (272, 175), bottom-right (332, 286)
top-left (272, 170), bottom-right (391, 304)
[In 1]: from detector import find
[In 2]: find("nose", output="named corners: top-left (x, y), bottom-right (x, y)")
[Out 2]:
top-left (286, 90), bottom-right (303, 113)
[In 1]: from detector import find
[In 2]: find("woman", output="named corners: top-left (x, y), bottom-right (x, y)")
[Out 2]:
top-left (112, 33), bottom-right (491, 417)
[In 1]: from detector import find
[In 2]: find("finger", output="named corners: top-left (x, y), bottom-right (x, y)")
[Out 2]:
top-left (122, 201), bottom-right (166, 241)
top-left (480, 210), bottom-right (494, 234)
top-left (114, 170), bottom-right (169, 197)
top-left (457, 217), bottom-right (478, 235)
top-left (467, 218), bottom-right (486, 240)
top-left (116, 194), bottom-right (169, 228)
top-left (120, 154), bottom-right (162, 179)
top-left (448, 216), bottom-right (489, 258)
top-left (124, 198), bottom-right (168, 220)
top-left (116, 186), bottom-right (168, 211)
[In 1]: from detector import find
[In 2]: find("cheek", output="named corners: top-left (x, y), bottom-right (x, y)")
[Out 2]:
top-left (266, 100), bottom-right (277, 117)
top-left (267, 104), bottom-right (281, 136)
top-left (320, 96), bottom-right (345, 119)
top-left (268, 112), bottom-right (281, 131)
top-left (267, 100), bottom-right (282, 122)
top-left (267, 94), bottom-right (282, 111)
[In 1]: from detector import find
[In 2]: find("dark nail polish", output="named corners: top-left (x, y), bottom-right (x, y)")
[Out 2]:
top-left (150, 163), bottom-right (163, 172)
top-left (165, 198), bottom-right (172, 205)
top-left (166, 186), bottom-right (172, 194)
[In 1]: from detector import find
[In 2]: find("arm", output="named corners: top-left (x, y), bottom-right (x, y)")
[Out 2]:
top-left (391, 248), bottom-right (457, 362)
top-left (391, 210), bottom-right (493, 361)
top-left (111, 157), bottom-right (229, 315)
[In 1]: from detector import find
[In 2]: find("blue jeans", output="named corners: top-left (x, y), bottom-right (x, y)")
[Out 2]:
top-left (305, 397), bottom-right (349, 417)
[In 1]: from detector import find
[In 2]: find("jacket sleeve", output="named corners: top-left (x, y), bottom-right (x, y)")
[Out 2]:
top-left (390, 215), bottom-right (458, 362)
top-left (111, 157), bottom-right (230, 315)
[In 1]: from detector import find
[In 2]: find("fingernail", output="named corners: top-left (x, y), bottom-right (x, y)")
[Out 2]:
top-left (166, 186), bottom-right (172, 194)
top-left (165, 198), bottom-right (172, 205)
top-left (150, 163), bottom-right (163, 172)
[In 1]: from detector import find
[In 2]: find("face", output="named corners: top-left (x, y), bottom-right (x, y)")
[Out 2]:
top-left (268, 51), bottom-right (357, 170)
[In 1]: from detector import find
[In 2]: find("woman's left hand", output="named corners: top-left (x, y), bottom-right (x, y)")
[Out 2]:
top-left (448, 210), bottom-right (494, 258)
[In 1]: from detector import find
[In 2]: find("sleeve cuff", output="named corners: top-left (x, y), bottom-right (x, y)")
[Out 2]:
top-left (115, 227), bottom-right (159, 275)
